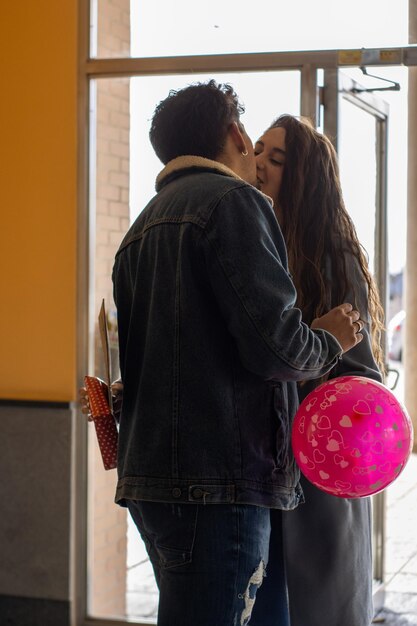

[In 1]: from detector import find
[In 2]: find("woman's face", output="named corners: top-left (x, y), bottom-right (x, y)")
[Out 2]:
top-left (254, 126), bottom-right (286, 209)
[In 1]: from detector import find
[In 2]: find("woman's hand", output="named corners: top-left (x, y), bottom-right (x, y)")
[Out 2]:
top-left (311, 303), bottom-right (364, 353)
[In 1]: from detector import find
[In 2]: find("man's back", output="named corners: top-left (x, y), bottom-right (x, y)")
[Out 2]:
top-left (112, 157), bottom-right (342, 511)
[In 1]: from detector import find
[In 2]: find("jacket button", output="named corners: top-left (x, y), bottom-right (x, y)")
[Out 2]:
top-left (172, 488), bottom-right (182, 498)
top-left (192, 487), bottom-right (204, 500)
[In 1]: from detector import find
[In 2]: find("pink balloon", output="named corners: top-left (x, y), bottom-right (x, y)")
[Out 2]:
top-left (292, 376), bottom-right (413, 498)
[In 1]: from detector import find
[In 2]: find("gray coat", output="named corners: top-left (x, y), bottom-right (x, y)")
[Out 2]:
top-left (283, 259), bottom-right (382, 626)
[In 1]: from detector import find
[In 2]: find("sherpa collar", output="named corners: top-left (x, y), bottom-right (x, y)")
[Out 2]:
top-left (155, 155), bottom-right (243, 191)
top-left (155, 155), bottom-right (273, 206)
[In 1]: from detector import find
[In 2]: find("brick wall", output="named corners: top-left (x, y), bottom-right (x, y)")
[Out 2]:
top-left (89, 0), bottom-right (131, 617)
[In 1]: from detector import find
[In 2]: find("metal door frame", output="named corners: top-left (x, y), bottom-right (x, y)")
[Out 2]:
top-left (76, 2), bottom-right (417, 621)
top-left (323, 69), bottom-right (390, 610)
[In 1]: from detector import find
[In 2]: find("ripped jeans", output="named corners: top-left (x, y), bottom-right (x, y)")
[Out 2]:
top-left (127, 501), bottom-right (290, 626)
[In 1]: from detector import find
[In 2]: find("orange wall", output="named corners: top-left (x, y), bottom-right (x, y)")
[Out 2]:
top-left (0, 1), bottom-right (78, 401)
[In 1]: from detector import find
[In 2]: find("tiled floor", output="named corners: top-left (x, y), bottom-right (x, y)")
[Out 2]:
top-left (126, 363), bottom-right (417, 625)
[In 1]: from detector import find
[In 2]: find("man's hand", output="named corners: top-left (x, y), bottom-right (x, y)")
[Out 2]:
top-left (78, 380), bottom-right (124, 422)
top-left (311, 303), bottom-right (364, 353)
top-left (78, 386), bottom-right (93, 421)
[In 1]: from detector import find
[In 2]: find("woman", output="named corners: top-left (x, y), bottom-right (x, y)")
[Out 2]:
top-left (250, 115), bottom-right (384, 626)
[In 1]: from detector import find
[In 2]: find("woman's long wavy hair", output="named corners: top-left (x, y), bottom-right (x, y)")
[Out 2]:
top-left (268, 114), bottom-right (385, 372)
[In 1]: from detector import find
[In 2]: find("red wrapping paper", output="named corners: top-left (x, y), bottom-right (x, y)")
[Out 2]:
top-left (85, 375), bottom-right (118, 470)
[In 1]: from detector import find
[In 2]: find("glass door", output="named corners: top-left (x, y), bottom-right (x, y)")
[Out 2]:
top-left (88, 69), bottom-right (302, 625)
top-left (82, 19), bottom-right (412, 619)
top-left (323, 69), bottom-right (390, 611)
top-left (86, 63), bottom-right (392, 623)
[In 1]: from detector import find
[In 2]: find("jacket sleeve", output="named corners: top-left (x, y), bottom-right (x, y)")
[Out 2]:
top-left (201, 184), bottom-right (343, 383)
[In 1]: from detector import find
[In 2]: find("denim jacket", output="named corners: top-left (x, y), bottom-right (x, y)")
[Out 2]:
top-left (112, 156), bottom-right (343, 510)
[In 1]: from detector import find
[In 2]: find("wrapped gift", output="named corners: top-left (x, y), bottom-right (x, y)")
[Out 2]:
top-left (85, 375), bottom-right (118, 470)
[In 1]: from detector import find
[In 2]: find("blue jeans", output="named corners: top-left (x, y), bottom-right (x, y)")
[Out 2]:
top-left (249, 510), bottom-right (290, 626)
top-left (127, 501), bottom-right (290, 626)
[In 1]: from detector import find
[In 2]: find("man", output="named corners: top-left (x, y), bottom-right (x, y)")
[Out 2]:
top-left (112, 81), bottom-right (362, 625)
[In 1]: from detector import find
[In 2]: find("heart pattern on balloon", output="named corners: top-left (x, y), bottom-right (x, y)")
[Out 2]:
top-left (291, 375), bottom-right (413, 498)
top-left (339, 415), bottom-right (352, 428)
top-left (353, 400), bottom-right (372, 415)
top-left (317, 415), bottom-right (331, 430)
